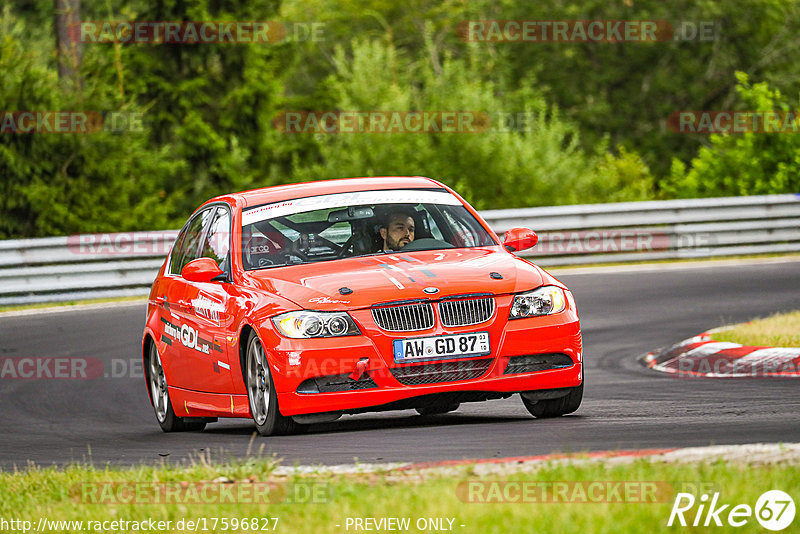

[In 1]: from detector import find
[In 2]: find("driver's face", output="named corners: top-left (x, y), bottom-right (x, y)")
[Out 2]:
top-left (381, 215), bottom-right (415, 251)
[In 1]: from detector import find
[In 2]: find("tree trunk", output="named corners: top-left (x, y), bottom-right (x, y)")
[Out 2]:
top-left (54, 0), bottom-right (82, 85)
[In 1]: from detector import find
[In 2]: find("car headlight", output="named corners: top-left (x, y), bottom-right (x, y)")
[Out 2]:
top-left (272, 311), bottom-right (361, 338)
top-left (509, 286), bottom-right (567, 319)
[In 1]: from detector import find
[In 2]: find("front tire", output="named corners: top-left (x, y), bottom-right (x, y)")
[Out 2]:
top-left (148, 343), bottom-right (206, 432)
top-left (245, 332), bottom-right (304, 436)
top-left (521, 382), bottom-right (583, 418)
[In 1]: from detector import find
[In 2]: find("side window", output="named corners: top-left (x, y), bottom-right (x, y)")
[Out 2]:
top-left (201, 207), bottom-right (231, 268)
top-left (168, 228), bottom-right (190, 275)
top-left (169, 208), bottom-right (212, 275)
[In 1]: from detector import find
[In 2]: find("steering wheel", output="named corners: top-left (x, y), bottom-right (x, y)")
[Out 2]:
top-left (336, 236), bottom-right (355, 258)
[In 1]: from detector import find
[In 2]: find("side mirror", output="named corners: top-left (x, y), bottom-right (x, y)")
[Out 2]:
top-left (181, 257), bottom-right (225, 283)
top-left (503, 228), bottom-right (538, 253)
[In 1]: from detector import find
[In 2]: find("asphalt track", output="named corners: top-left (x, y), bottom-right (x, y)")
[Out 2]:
top-left (1, 259), bottom-right (799, 469)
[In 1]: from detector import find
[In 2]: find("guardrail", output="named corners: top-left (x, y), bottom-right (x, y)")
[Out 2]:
top-left (1, 194), bottom-right (798, 305)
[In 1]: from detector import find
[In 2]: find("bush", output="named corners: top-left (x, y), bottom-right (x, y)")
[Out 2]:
top-left (0, 7), bottom-right (181, 238)
top-left (274, 38), bottom-right (652, 209)
top-left (664, 72), bottom-right (800, 198)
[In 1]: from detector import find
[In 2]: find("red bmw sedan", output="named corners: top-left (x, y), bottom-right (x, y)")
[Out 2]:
top-left (142, 177), bottom-right (583, 435)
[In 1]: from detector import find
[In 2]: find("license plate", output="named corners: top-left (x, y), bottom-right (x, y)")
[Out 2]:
top-left (393, 332), bottom-right (490, 362)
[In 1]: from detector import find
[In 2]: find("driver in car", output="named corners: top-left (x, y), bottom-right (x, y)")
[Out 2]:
top-left (380, 208), bottom-right (416, 251)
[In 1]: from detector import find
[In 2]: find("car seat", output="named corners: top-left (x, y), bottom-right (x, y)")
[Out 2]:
top-left (243, 233), bottom-right (285, 269)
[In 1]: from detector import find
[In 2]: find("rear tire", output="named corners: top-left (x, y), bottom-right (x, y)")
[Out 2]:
top-left (245, 332), bottom-right (306, 436)
top-left (148, 343), bottom-right (206, 432)
top-left (521, 382), bottom-right (583, 418)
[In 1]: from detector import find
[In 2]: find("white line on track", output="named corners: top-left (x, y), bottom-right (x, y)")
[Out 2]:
top-left (271, 442), bottom-right (800, 476)
top-left (548, 256), bottom-right (800, 276)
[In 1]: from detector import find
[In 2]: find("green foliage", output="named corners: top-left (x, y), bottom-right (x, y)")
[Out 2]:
top-left (1, 0), bottom-right (799, 238)
top-left (663, 72), bottom-right (800, 198)
top-left (588, 147), bottom-right (656, 203)
top-left (282, 0), bottom-right (800, 181)
top-left (0, 6), bottom-right (180, 238)
top-left (275, 39), bottom-right (643, 209)
top-left (116, 0), bottom-right (284, 215)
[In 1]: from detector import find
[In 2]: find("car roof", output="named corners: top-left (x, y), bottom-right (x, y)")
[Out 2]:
top-left (226, 176), bottom-right (447, 208)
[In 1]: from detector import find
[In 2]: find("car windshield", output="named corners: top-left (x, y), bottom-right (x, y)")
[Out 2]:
top-left (241, 189), bottom-right (497, 270)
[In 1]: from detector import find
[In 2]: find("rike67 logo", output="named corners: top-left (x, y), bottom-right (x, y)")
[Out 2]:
top-left (668, 490), bottom-right (795, 530)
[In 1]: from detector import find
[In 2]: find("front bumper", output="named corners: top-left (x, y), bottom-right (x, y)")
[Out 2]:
top-left (259, 294), bottom-right (583, 416)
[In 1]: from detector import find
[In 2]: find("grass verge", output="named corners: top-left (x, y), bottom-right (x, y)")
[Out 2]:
top-left (713, 310), bottom-right (800, 348)
top-left (1, 455), bottom-right (798, 533)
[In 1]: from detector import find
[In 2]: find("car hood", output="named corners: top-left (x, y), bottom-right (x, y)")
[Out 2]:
top-left (244, 247), bottom-right (548, 310)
